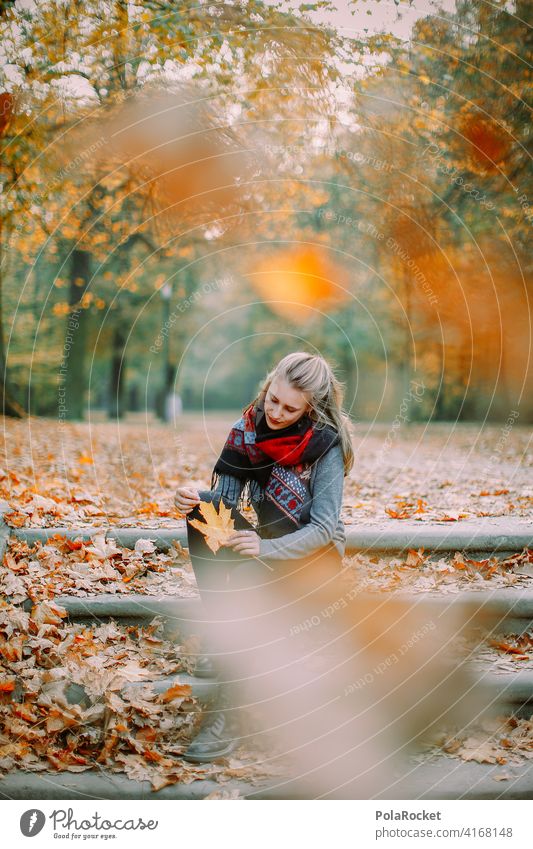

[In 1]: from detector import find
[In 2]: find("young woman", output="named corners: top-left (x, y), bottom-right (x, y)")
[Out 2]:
top-left (174, 351), bottom-right (354, 763)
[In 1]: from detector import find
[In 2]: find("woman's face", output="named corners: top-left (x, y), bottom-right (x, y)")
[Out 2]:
top-left (264, 377), bottom-right (312, 429)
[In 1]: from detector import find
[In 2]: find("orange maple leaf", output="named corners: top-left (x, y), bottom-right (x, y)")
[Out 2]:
top-left (159, 683), bottom-right (193, 703)
top-left (188, 500), bottom-right (235, 554)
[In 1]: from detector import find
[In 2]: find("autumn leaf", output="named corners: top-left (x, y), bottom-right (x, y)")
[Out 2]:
top-left (134, 538), bottom-right (157, 556)
top-left (385, 506), bottom-right (414, 519)
top-left (188, 500), bottom-right (235, 554)
top-left (488, 640), bottom-right (529, 658)
top-left (452, 739), bottom-right (499, 764)
top-left (30, 601), bottom-right (67, 627)
top-left (405, 548), bottom-right (427, 567)
top-left (3, 551), bottom-right (27, 572)
top-left (158, 683), bottom-right (193, 703)
top-left (3, 511), bottom-right (28, 527)
top-left (85, 535), bottom-right (122, 560)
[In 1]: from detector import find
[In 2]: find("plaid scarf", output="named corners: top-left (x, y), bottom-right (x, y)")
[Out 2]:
top-left (211, 398), bottom-right (340, 538)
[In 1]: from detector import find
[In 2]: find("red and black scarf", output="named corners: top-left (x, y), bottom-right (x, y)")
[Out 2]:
top-left (211, 398), bottom-right (340, 538)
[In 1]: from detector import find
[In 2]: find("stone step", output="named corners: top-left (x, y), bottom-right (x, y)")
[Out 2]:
top-left (476, 670), bottom-right (533, 717)
top-left (57, 656), bottom-right (533, 718)
top-left (6, 516), bottom-right (533, 555)
top-left (4, 511), bottom-right (531, 798)
top-left (62, 671), bottom-right (219, 708)
top-left (20, 590), bottom-right (532, 720)
top-left (21, 595), bottom-right (202, 631)
top-left (1, 756), bottom-right (532, 799)
top-left (37, 589), bottom-right (533, 634)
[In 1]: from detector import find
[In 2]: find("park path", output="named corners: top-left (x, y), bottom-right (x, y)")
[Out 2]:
top-left (0, 415), bottom-right (531, 798)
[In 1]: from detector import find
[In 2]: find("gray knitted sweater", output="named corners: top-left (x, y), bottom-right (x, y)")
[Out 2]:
top-left (211, 443), bottom-right (346, 561)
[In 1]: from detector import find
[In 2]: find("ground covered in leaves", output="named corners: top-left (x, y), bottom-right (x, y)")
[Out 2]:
top-left (0, 414), bottom-right (531, 791)
top-left (418, 713), bottom-right (533, 781)
top-left (2, 533), bottom-right (533, 605)
top-left (346, 548), bottom-right (533, 596)
top-left (0, 414), bottom-right (530, 528)
top-left (1, 534), bottom-right (197, 602)
top-left (0, 599), bottom-right (289, 791)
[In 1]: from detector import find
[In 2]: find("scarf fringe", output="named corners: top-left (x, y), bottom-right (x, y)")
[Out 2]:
top-left (210, 470), bottom-right (256, 513)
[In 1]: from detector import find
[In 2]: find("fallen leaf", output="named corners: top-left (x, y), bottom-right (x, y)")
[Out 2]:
top-left (134, 538), bottom-right (158, 555)
top-left (30, 601), bottom-right (67, 627)
top-left (405, 548), bottom-right (427, 567)
top-left (85, 535), bottom-right (122, 560)
top-left (158, 683), bottom-right (193, 703)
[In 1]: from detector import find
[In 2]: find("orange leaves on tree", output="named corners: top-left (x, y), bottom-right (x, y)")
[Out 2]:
top-left (458, 114), bottom-right (512, 175)
top-left (188, 500), bottom-right (235, 554)
top-left (246, 246), bottom-right (350, 323)
top-left (78, 89), bottom-right (246, 224)
top-left (0, 93), bottom-right (14, 138)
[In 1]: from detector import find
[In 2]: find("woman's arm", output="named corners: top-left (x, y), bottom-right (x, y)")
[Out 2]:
top-left (257, 444), bottom-right (345, 561)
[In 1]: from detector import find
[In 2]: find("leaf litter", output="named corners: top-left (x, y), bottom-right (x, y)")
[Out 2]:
top-left (0, 417), bottom-right (530, 528)
top-left (1, 416), bottom-right (531, 786)
top-left (0, 534), bottom-right (198, 603)
top-left (0, 599), bottom-right (285, 791)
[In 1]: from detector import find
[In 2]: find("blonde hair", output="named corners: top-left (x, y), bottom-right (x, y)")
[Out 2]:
top-left (251, 351), bottom-right (354, 476)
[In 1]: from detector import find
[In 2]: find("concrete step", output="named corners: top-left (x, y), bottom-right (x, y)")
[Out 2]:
top-left (0, 769), bottom-right (254, 800)
top-left (62, 671), bottom-right (219, 708)
top-left (1, 756), bottom-right (532, 799)
top-left (6, 516), bottom-right (533, 556)
top-left (22, 591), bottom-right (532, 718)
top-left (2, 514), bottom-right (531, 797)
top-left (20, 594), bottom-right (202, 627)
top-left (35, 588), bottom-right (533, 635)
top-left (481, 670), bottom-right (533, 716)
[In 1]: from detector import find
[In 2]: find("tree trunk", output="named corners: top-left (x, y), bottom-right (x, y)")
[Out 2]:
top-left (108, 323), bottom-right (127, 419)
top-left (62, 248), bottom-right (91, 420)
top-left (0, 212), bottom-right (26, 417)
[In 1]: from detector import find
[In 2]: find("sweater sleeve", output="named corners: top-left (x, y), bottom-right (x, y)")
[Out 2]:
top-left (211, 473), bottom-right (245, 505)
top-left (257, 444), bottom-right (345, 561)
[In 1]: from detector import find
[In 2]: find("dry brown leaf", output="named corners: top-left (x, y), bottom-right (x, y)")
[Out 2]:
top-left (405, 548), bottom-right (427, 567)
top-left (30, 601), bottom-right (67, 627)
top-left (134, 538), bottom-right (158, 555)
top-left (85, 535), bottom-right (122, 560)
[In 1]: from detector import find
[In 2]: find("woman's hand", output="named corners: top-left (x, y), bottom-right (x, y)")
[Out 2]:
top-left (174, 486), bottom-right (200, 514)
top-left (224, 530), bottom-right (261, 557)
